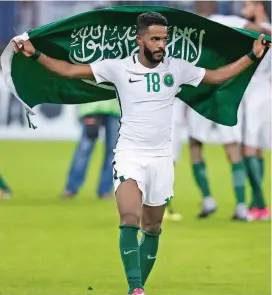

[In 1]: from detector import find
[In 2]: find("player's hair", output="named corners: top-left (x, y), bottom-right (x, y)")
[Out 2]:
top-left (137, 12), bottom-right (168, 34)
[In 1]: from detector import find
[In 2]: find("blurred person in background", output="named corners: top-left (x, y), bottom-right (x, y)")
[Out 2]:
top-left (231, 1), bottom-right (245, 16)
top-left (18, 1), bottom-right (112, 30)
top-left (164, 98), bottom-right (185, 221)
top-left (0, 173), bottom-right (12, 198)
top-left (183, 0), bottom-right (271, 220)
top-left (15, 1), bottom-right (117, 200)
top-left (241, 0), bottom-right (271, 221)
top-left (35, 1), bottom-right (112, 27)
top-left (17, 1), bottom-right (36, 33)
top-left (215, 0), bottom-right (232, 15)
top-left (62, 99), bottom-right (120, 199)
top-left (0, 1), bottom-right (18, 52)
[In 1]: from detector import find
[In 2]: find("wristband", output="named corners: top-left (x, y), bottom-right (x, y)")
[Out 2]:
top-left (29, 50), bottom-right (41, 60)
top-left (247, 50), bottom-right (258, 61)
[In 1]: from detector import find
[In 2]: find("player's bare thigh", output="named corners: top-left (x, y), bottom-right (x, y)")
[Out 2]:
top-left (115, 179), bottom-right (143, 226)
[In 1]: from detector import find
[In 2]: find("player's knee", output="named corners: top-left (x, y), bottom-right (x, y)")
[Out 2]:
top-left (189, 138), bottom-right (202, 162)
top-left (243, 145), bottom-right (257, 157)
top-left (83, 116), bottom-right (100, 140)
top-left (120, 213), bottom-right (141, 227)
top-left (256, 149), bottom-right (263, 158)
top-left (85, 124), bottom-right (99, 140)
top-left (189, 138), bottom-right (202, 149)
top-left (225, 143), bottom-right (242, 163)
top-left (141, 220), bottom-right (162, 234)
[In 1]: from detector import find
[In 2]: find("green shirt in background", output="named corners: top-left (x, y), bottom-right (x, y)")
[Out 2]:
top-left (78, 99), bottom-right (120, 118)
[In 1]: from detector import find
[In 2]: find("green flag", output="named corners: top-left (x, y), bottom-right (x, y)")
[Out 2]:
top-left (1, 6), bottom-right (270, 127)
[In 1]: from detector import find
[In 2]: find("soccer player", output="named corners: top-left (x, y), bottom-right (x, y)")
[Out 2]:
top-left (184, 1), bottom-right (271, 220)
top-left (13, 12), bottom-right (268, 295)
top-left (241, 0), bottom-right (271, 221)
top-left (164, 98), bottom-right (185, 221)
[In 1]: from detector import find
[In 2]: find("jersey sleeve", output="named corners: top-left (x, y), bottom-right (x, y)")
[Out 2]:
top-left (174, 58), bottom-right (206, 87)
top-left (90, 59), bottom-right (119, 84)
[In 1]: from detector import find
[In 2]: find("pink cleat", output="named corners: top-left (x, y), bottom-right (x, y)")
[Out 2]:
top-left (247, 207), bottom-right (260, 221)
top-left (131, 288), bottom-right (145, 295)
top-left (257, 207), bottom-right (270, 221)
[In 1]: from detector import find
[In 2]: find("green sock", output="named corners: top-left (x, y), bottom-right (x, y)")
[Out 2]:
top-left (231, 162), bottom-right (246, 204)
top-left (244, 156), bottom-right (266, 209)
top-left (259, 158), bottom-right (264, 180)
top-left (139, 229), bottom-right (160, 286)
top-left (192, 162), bottom-right (211, 198)
top-left (249, 157), bottom-right (264, 209)
top-left (119, 225), bottom-right (143, 293)
top-left (0, 175), bottom-right (9, 190)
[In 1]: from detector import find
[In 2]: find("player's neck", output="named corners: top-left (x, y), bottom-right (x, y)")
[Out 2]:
top-left (255, 13), bottom-right (269, 25)
top-left (138, 53), bottom-right (160, 69)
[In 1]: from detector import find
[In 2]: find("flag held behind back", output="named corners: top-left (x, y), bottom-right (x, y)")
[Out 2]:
top-left (1, 6), bottom-right (270, 126)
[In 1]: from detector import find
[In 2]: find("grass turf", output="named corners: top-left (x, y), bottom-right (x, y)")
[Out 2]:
top-left (0, 141), bottom-right (270, 295)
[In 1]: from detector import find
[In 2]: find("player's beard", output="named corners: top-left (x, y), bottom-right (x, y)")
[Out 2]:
top-left (144, 45), bottom-right (164, 64)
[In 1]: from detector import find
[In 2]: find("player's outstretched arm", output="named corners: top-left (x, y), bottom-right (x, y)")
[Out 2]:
top-left (13, 39), bottom-right (93, 79)
top-left (202, 34), bottom-right (270, 85)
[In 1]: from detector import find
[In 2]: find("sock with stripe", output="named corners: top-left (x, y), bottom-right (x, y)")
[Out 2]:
top-left (231, 162), bottom-right (246, 204)
top-left (119, 224), bottom-right (143, 294)
top-left (139, 229), bottom-right (161, 286)
top-left (244, 156), bottom-right (266, 209)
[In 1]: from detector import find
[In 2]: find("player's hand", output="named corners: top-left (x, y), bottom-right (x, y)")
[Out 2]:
top-left (252, 34), bottom-right (271, 58)
top-left (12, 39), bottom-right (35, 57)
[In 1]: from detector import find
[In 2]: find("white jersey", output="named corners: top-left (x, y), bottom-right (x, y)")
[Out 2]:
top-left (91, 55), bottom-right (205, 156)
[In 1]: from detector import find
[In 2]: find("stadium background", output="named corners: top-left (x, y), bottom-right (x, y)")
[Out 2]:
top-left (0, 1), bottom-right (270, 295)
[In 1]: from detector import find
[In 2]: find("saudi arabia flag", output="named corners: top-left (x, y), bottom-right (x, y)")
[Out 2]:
top-left (1, 6), bottom-right (270, 127)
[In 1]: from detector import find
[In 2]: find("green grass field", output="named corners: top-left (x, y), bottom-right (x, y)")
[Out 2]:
top-left (0, 141), bottom-right (270, 295)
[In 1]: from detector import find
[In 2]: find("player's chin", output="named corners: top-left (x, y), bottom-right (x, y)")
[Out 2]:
top-left (153, 54), bottom-right (163, 62)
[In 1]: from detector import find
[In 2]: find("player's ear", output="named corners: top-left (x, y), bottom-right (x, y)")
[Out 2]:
top-left (136, 34), bottom-right (143, 46)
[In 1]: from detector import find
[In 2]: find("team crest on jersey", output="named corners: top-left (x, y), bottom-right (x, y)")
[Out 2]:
top-left (163, 74), bottom-right (174, 87)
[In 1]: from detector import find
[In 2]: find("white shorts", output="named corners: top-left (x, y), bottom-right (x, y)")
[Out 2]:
top-left (188, 107), bottom-right (243, 144)
top-left (112, 153), bottom-right (174, 206)
top-left (171, 99), bottom-right (186, 162)
top-left (242, 78), bottom-right (271, 150)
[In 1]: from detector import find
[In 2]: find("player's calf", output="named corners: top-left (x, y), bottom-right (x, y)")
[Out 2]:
top-left (243, 146), bottom-right (267, 211)
top-left (189, 138), bottom-right (203, 163)
top-left (189, 137), bottom-right (216, 218)
top-left (139, 204), bottom-right (165, 286)
top-left (116, 179), bottom-right (144, 294)
top-left (224, 143), bottom-right (247, 220)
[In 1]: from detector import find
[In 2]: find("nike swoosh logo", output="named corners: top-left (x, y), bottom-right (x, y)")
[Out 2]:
top-left (129, 78), bottom-right (142, 83)
top-left (124, 250), bottom-right (137, 255)
top-left (147, 255), bottom-right (156, 260)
